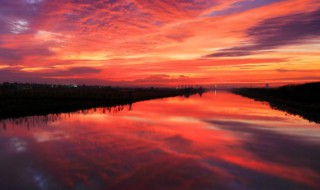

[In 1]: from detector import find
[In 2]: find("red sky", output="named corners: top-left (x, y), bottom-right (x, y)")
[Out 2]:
top-left (0, 0), bottom-right (319, 87)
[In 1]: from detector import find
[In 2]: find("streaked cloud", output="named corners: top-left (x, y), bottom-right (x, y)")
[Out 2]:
top-left (0, 0), bottom-right (319, 86)
top-left (208, 8), bottom-right (320, 57)
top-left (208, 0), bottom-right (284, 16)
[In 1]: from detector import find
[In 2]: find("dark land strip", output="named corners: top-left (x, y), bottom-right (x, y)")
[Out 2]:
top-left (0, 83), bottom-right (205, 120)
top-left (232, 82), bottom-right (320, 124)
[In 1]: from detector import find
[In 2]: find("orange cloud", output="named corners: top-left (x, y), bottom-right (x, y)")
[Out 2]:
top-left (0, 0), bottom-right (319, 86)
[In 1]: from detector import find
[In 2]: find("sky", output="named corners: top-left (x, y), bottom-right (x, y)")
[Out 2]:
top-left (0, 0), bottom-right (319, 87)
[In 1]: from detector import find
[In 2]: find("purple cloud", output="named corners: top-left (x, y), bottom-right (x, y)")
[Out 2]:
top-left (0, 68), bottom-right (116, 85)
top-left (207, 9), bottom-right (320, 57)
top-left (0, 47), bottom-right (54, 64)
top-left (0, 0), bottom-right (44, 34)
top-left (46, 67), bottom-right (102, 77)
top-left (208, 0), bottom-right (284, 17)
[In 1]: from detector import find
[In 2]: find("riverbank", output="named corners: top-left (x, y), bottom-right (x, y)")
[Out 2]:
top-left (232, 82), bottom-right (320, 124)
top-left (0, 83), bottom-right (205, 120)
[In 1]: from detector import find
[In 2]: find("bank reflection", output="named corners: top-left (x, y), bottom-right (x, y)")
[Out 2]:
top-left (0, 104), bottom-right (133, 131)
top-left (0, 92), bottom-right (320, 190)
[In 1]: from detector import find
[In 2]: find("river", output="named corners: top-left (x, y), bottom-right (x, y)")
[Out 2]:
top-left (0, 91), bottom-right (319, 190)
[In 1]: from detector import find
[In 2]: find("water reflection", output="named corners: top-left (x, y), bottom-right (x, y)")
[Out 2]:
top-left (0, 104), bottom-right (133, 131)
top-left (0, 92), bottom-right (319, 190)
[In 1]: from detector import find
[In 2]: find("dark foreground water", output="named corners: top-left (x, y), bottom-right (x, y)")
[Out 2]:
top-left (0, 92), bottom-right (319, 190)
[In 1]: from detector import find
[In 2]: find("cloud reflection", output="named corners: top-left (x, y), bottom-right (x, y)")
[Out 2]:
top-left (0, 92), bottom-right (320, 189)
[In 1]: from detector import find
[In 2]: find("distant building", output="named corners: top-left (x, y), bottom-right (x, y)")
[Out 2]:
top-left (265, 83), bottom-right (270, 88)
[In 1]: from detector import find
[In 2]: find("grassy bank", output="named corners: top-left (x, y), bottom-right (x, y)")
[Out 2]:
top-left (0, 83), bottom-right (205, 120)
top-left (232, 82), bottom-right (320, 124)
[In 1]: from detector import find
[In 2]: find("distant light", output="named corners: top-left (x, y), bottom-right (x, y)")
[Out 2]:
top-left (65, 83), bottom-right (78, 88)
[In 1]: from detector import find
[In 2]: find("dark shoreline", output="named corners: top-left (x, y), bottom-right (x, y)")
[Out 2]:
top-left (0, 83), bottom-right (205, 120)
top-left (232, 82), bottom-right (320, 124)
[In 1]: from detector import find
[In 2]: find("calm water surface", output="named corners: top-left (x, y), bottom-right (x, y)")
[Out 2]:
top-left (1, 92), bottom-right (320, 190)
